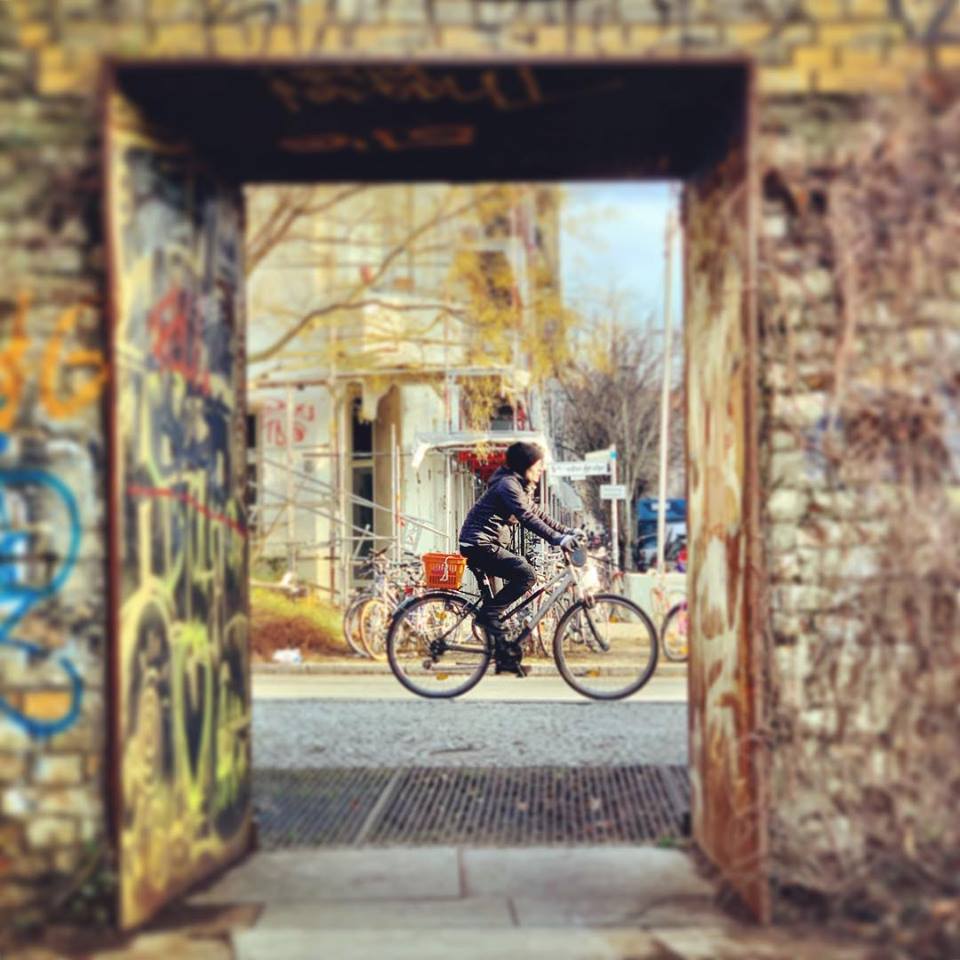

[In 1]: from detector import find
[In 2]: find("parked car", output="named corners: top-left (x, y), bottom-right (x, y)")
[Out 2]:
top-left (633, 497), bottom-right (686, 571)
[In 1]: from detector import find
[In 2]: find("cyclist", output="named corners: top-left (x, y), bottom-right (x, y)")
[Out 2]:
top-left (458, 441), bottom-right (578, 677)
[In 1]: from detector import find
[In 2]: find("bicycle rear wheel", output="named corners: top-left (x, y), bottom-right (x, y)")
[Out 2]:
top-left (553, 594), bottom-right (658, 700)
top-left (386, 591), bottom-right (490, 699)
top-left (660, 601), bottom-right (689, 663)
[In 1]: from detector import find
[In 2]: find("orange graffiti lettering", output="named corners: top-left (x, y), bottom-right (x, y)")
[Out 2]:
top-left (0, 292), bottom-right (30, 431)
top-left (0, 292), bottom-right (108, 427)
top-left (41, 304), bottom-right (109, 419)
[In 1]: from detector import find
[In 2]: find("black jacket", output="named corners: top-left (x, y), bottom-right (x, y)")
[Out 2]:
top-left (459, 466), bottom-right (570, 549)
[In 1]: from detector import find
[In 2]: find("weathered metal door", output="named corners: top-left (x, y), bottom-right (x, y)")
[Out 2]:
top-left (684, 140), bottom-right (768, 919)
top-left (105, 82), bottom-right (252, 929)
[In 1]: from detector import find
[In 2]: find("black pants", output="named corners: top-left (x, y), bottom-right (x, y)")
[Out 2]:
top-left (461, 543), bottom-right (536, 623)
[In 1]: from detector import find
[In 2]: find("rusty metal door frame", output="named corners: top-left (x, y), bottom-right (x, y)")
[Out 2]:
top-left (680, 62), bottom-right (767, 920)
top-left (741, 58), bottom-right (770, 923)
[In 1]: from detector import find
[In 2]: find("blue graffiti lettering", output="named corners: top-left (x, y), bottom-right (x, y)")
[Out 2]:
top-left (0, 454), bottom-right (84, 738)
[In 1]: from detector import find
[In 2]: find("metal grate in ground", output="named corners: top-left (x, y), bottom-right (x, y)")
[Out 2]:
top-left (254, 766), bottom-right (689, 848)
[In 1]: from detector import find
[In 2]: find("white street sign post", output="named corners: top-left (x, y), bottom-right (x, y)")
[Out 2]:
top-left (657, 210), bottom-right (677, 578)
top-left (549, 453), bottom-right (618, 565)
top-left (600, 484), bottom-right (627, 500)
top-left (550, 460), bottom-right (611, 479)
top-left (609, 446), bottom-right (618, 568)
top-left (584, 448), bottom-right (612, 462)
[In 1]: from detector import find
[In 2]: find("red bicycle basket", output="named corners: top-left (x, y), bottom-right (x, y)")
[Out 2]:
top-left (422, 553), bottom-right (467, 589)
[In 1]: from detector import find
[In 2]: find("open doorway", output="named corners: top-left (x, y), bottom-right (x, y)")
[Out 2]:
top-left (104, 60), bottom-right (762, 929)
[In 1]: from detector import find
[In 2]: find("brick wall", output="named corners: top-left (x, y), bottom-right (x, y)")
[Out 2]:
top-left (1, 0), bottom-right (957, 932)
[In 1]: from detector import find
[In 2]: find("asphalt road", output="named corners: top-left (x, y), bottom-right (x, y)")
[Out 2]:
top-left (252, 673), bottom-right (689, 769)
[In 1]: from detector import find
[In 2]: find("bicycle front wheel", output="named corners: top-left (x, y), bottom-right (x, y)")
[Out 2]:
top-left (358, 596), bottom-right (391, 660)
top-left (342, 595), bottom-right (372, 658)
top-left (553, 594), bottom-right (658, 700)
top-left (386, 591), bottom-right (490, 699)
top-left (660, 601), bottom-right (689, 663)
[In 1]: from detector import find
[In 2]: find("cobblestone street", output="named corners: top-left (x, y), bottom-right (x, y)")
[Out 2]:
top-left (253, 695), bottom-right (688, 770)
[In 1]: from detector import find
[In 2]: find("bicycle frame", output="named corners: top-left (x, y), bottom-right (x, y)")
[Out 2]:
top-left (499, 565), bottom-right (574, 634)
top-left (435, 557), bottom-right (606, 656)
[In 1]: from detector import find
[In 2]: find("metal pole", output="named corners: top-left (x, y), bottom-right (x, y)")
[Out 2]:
top-left (444, 453), bottom-right (452, 548)
top-left (391, 422), bottom-right (400, 562)
top-left (609, 445), bottom-right (618, 569)
top-left (285, 385), bottom-right (296, 571)
top-left (656, 211), bottom-right (677, 578)
top-left (339, 395), bottom-right (350, 602)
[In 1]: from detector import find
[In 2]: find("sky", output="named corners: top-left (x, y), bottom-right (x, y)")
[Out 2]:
top-left (560, 182), bottom-right (684, 332)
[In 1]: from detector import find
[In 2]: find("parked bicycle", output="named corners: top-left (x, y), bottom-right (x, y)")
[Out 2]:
top-left (589, 548), bottom-right (625, 595)
top-left (659, 597), bottom-right (689, 663)
top-left (649, 576), bottom-right (689, 664)
top-left (342, 580), bottom-right (375, 658)
top-left (341, 548), bottom-right (422, 659)
top-left (385, 542), bottom-right (658, 700)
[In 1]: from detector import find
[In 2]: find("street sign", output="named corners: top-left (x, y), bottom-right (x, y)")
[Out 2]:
top-left (600, 483), bottom-right (628, 500)
top-left (550, 460), bottom-right (611, 479)
top-left (585, 447), bottom-right (615, 462)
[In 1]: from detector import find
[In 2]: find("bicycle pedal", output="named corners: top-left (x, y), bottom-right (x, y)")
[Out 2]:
top-left (421, 658), bottom-right (433, 670)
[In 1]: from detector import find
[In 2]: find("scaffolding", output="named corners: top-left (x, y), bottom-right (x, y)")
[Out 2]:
top-left (248, 449), bottom-right (453, 600)
top-left (245, 184), bottom-right (555, 603)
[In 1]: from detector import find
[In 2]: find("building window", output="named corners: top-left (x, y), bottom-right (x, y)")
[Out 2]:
top-left (351, 397), bottom-right (374, 558)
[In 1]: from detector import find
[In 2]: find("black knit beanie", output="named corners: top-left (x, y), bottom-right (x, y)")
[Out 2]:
top-left (505, 441), bottom-right (544, 475)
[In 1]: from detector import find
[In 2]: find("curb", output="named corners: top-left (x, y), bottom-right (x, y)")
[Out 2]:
top-left (253, 661), bottom-right (690, 678)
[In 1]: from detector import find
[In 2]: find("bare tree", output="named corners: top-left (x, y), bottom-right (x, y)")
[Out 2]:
top-left (245, 184), bottom-right (583, 393)
top-left (246, 184), bottom-right (513, 366)
top-left (553, 322), bottom-right (684, 569)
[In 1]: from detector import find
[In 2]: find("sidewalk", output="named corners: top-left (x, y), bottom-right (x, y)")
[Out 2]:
top-left (253, 657), bottom-right (689, 678)
top-left (52, 847), bottom-right (874, 960)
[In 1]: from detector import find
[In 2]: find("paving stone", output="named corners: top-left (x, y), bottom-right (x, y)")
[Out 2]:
top-left (252, 897), bottom-right (513, 930)
top-left (462, 847), bottom-right (711, 901)
top-left (92, 932), bottom-right (232, 960)
top-left (650, 926), bottom-right (873, 959)
top-left (512, 894), bottom-right (727, 929)
top-left (189, 848), bottom-right (461, 905)
top-left (233, 926), bottom-right (667, 960)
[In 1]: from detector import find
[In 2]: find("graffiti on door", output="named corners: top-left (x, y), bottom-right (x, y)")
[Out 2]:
top-left (108, 93), bottom-right (251, 928)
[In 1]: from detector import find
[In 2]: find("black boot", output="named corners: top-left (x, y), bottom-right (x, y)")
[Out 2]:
top-left (494, 639), bottom-right (531, 678)
top-left (478, 610), bottom-right (530, 678)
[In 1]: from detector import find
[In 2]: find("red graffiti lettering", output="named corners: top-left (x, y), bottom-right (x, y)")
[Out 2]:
top-left (147, 287), bottom-right (210, 394)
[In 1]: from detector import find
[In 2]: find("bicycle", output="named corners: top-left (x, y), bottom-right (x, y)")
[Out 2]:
top-left (342, 589), bottom-right (374, 658)
top-left (589, 549), bottom-right (625, 595)
top-left (385, 543), bottom-right (658, 701)
top-left (649, 575), bottom-right (689, 664)
top-left (659, 597), bottom-right (689, 663)
top-left (357, 550), bottom-right (424, 660)
top-left (341, 548), bottom-right (419, 659)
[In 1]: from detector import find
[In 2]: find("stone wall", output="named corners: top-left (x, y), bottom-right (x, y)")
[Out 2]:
top-left (758, 91), bottom-right (960, 925)
top-left (1, 0), bottom-right (957, 934)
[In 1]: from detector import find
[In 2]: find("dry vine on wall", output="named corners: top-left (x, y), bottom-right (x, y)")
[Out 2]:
top-left (760, 87), bottom-right (960, 956)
